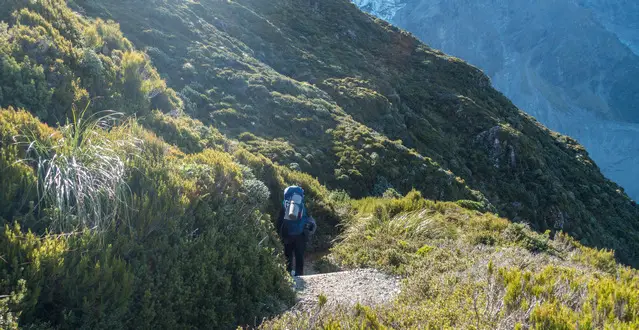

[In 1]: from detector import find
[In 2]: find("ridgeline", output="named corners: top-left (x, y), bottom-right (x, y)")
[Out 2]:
top-left (0, 0), bottom-right (637, 328)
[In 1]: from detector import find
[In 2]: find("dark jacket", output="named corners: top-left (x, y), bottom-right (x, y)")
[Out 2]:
top-left (277, 207), bottom-right (316, 240)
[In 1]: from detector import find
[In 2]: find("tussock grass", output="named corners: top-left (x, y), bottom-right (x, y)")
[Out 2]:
top-left (264, 192), bottom-right (639, 329)
top-left (16, 107), bottom-right (136, 232)
top-left (1, 108), bottom-right (295, 329)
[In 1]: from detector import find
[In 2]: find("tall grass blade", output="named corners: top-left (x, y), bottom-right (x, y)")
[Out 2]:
top-left (15, 107), bottom-right (135, 233)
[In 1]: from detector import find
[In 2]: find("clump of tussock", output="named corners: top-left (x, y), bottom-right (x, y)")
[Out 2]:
top-left (16, 108), bottom-right (138, 233)
top-left (264, 191), bottom-right (639, 329)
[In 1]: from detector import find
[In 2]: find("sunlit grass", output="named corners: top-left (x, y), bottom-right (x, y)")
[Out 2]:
top-left (16, 106), bottom-right (137, 233)
top-left (264, 192), bottom-right (639, 329)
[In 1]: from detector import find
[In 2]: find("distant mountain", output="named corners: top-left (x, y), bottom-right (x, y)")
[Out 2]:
top-left (354, 0), bottom-right (639, 200)
top-left (582, 0), bottom-right (639, 55)
top-left (352, 0), bottom-right (406, 20)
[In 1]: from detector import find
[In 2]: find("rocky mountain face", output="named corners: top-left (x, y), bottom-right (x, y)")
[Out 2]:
top-left (582, 0), bottom-right (639, 55)
top-left (354, 0), bottom-right (639, 200)
top-left (352, 0), bottom-right (406, 21)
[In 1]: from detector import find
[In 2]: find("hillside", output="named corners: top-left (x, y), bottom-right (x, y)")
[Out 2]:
top-left (265, 193), bottom-right (639, 329)
top-left (0, 0), bottom-right (637, 329)
top-left (72, 0), bottom-right (639, 264)
top-left (354, 0), bottom-right (639, 200)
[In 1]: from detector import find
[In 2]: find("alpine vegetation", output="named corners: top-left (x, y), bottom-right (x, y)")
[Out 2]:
top-left (265, 192), bottom-right (639, 329)
top-left (0, 0), bottom-right (637, 329)
top-left (18, 108), bottom-right (133, 233)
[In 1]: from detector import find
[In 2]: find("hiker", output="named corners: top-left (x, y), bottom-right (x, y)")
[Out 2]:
top-left (277, 185), bottom-right (316, 276)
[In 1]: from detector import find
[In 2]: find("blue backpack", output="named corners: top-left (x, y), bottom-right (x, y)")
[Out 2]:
top-left (282, 186), bottom-right (307, 235)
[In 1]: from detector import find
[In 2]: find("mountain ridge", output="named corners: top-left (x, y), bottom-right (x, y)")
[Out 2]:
top-left (73, 0), bottom-right (639, 265)
top-left (0, 0), bottom-right (638, 328)
top-left (354, 0), bottom-right (639, 200)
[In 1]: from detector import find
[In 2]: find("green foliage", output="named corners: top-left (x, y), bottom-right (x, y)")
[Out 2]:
top-left (119, 50), bottom-right (171, 116)
top-left (503, 224), bottom-right (552, 253)
top-left (74, 0), bottom-right (487, 206)
top-left (415, 244), bottom-right (434, 256)
top-left (0, 107), bottom-right (50, 225)
top-left (140, 110), bottom-right (229, 154)
top-left (318, 294), bottom-right (328, 309)
top-left (382, 188), bottom-right (402, 199)
top-left (1, 0), bottom-right (639, 328)
top-left (0, 109), bottom-right (294, 329)
top-left (0, 1), bottom-right (180, 124)
top-left (0, 55), bottom-right (53, 120)
top-left (0, 222), bottom-right (132, 329)
top-left (74, 0), bottom-right (639, 267)
top-left (555, 232), bottom-right (618, 274)
top-left (333, 192), bottom-right (509, 274)
top-left (266, 194), bottom-right (639, 329)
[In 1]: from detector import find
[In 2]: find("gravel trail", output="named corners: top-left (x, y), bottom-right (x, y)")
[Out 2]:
top-left (292, 269), bottom-right (401, 312)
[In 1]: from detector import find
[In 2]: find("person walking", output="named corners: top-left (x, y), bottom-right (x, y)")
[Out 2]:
top-left (277, 186), bottom-right (316, 276)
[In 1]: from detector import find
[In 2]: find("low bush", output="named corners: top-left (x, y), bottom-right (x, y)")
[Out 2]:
top-left (0, 109), bottom-right (294, 329)
top-left (265, 193), bottom-right (639, 329)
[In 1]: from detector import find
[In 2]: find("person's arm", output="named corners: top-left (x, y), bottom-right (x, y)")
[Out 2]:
top-left (305, 215), bottom-right (317, 235)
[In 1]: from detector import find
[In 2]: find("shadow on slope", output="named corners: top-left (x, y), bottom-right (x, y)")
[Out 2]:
top-left (75, 0), bottom-right (639, 267)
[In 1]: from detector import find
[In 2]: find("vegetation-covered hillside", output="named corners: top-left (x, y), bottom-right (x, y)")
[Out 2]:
top-left (0, 1), bottom-right (335, 328)
top-left (0, 0), bottom-right (637, 329)
top-left (266, 192), bottom-right (639, 329)
top-left (73, 0), bottom-right (639, 264)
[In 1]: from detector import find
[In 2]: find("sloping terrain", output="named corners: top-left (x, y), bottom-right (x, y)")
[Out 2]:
top-left (74, 0), bottom-right (639, 265)
top-left (0, 0), bottom-right (637, 329)
top-left (265, 194), bottom-right (639, 329)
top-left (355, 0), bottom-right (639, 200)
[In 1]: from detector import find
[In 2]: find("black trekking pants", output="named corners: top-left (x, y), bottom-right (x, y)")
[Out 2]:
top-left (284, 234), bottom-right (306, 275)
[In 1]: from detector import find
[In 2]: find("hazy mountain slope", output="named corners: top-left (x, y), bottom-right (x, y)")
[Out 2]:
top-left (355, 0), bottom-right (639, 200)
top-left (75, 0), bottom-right (639, 265)
top-left (582, 0), bottom-right (639, 55)
top-left (352, 0), bottom-right (406, 20)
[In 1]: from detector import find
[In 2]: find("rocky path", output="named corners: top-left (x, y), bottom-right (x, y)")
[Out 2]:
top-left (292, 269), bottom-right (401, 312)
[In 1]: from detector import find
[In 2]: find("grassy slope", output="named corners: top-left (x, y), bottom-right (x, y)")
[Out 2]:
top-left (73, 0), bottom-right (483, 204)
top-left (0, 0), bottom-right (638, 329)
top-left (0, 2), bottom-right (306, 328)
top-left (265, 192), bottom-right (639, 329)
top-left (74, 0), bottom-right (639, 266)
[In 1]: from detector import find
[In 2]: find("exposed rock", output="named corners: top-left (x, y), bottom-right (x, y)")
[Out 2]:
top-left (292, 269), bottom-right (400, 312)
top-left (475, 126), bottom-right (518, 170)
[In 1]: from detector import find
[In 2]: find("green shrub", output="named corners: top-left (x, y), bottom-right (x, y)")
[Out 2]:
top-left (0, 108), bottom-right (48, 225)
top-left (0, 109), bottom-right (294, 329)
top-left (503, 223), bottom-right (552, 253)
top-left (74, 0), bottom-right (639, 268)
top-left (266, 194), bottom-right (639, 329)
top-left (0, 3), bottom-right (181, 124)
top-left (529, 302), bottom-right (576, 330)
top-left (382, 187), bottom-right (402, 199)
top-left (416, 244), bottom-right (434, 256)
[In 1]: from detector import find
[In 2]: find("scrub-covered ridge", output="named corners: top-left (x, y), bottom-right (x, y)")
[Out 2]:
top-left (0, 0), bottom-right (637, 329)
